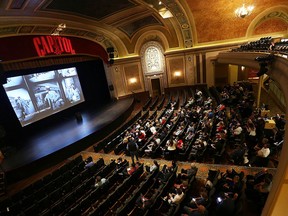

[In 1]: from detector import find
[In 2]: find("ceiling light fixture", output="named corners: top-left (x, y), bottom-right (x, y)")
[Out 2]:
top-left (159, 7), bottom-right (173, 19)
top-left (235, 3), bottom-right (254, 18)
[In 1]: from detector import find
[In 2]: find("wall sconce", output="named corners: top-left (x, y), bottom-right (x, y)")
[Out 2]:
top-left (129, 77), bottom-right (137, 84)
top-left (174, 71), bottom-right (182, 77)
top-left (241, 66), bottom-right (245, 71)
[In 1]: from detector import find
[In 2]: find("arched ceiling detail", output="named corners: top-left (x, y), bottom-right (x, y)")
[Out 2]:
top-left (0, 0), bottom-right (288, 60)
top-left (185, 0), bottom-right (288, 43)
top-left (0, 0), bottom-right (191, 58)
top-left (247, 6), bottom-right (288, 37)
top-left (134, 30), bottom-right (170, 56)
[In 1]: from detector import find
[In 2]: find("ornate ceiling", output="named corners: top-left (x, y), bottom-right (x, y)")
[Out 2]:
top-left (0, 0), bottom-right (288, 58)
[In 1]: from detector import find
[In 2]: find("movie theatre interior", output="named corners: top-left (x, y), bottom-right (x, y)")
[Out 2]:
top-left (0, 0), bottom-right (288, 216)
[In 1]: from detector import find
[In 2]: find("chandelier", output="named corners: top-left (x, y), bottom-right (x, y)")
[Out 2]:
top-left (235, 4), bottom-right (254, 18)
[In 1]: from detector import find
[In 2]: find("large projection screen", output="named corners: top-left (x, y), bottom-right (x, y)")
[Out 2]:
top-left (3, 67), bottom-right (85, 127)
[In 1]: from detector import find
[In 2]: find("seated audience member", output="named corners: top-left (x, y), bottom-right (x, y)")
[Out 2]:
top-left (210, 133), bottom-right (224, 152)
top-left (185, 131), bottom-right (195, 141)
top-left (220, 168), bottom-right (239, 182)
top-left (216, 121), bottom-right (225, 133)
top-left (204, 169), bottom-right (219, 190)
top-left (94, 175), bottom-right (107, 187)
top-left (146, 160), bottom-right (160, 173)
top-left (163, 188), bottom-right (184, 204)
top-left (176, 136), bottom-right (184, 151)
top-left (173, 175), bottom-right (189, 191)
top-left (246, 119), bottom-right (257, 143)
top-left (160, 116), bottom-right (167, 125)
top-left (164, 137), bottom-right (177, 159)
top-left (229, 145), bottom-right (246, 165)
top-left (256, 143), bottom-right (270, 158)
top-left (180, 163), bottom-right (198, 180)
top-left (253, 137), bottom-right (269, 152)
top-left (167, 160), bottom-right (177, 172)
top-left (215, 192), bottom-right (238, 216)
top-left (136, 193), bottom-right (152, 210)
top-left (221, 175), bottom-right (242, 195)
top-left (137, 129), bottom-right (146, 145)
top-left (254, 175), bottom-right (272, 194)
top-left (159, 128), bottom-right (167, 140)
top-left (174, 126), bottom-right (184, 136)
top-left (183, 204), bottom-right (208, 216)
top-left (144, 140), bottom-right (158, 155)
top-left (193, 139), bottom-right (207, 150)
top-left (126, 163), bottom-right (138, 175)
top-left (232, 123), bottom-right (243, 137)
top-left (185, 190), bottom-right (209, 209)
top-left (150, 123), bottom-right (157, 135)
top-left (84, 159), bottom-right (95, 169)
top-left (250, 142), bottom-right (271, 166)
top-left (246, 171), bottom-right (273, 208)
top-left (246, 168), bottom-right (269, 187)
top-left (114, 157), bottom-right (127, 175)
top-left (157, 168), bottom-right (172, 184)
top-left (187, 123), bottom-right (196, 133)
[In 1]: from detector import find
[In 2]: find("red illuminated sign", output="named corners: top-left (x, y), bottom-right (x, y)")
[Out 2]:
top-left (33, 36), bottom-right (76, 57)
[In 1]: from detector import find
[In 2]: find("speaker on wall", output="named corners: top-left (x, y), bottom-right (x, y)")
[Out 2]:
top-left (106, 47), bottom-right (114, 53)
top-left (109, 53), bottom-right (114, 59)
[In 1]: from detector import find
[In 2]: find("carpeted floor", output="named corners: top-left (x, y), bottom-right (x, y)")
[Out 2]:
top-left (80, 151), bottom-right (277, 179)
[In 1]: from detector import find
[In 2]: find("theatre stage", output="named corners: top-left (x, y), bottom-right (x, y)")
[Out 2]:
top-left (0, 98), bottom-right (134, 183)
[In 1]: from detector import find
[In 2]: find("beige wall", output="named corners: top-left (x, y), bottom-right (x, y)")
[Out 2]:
top-left (166, 55), bottom-right (186, 86)
top-left (228, 64), bottom-right (239, 85)
top-left (110, 45), bottom-right (236, 98)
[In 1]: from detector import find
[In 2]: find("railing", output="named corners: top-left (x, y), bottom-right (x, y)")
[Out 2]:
top-left (268, 80), bottom-right (286, 111)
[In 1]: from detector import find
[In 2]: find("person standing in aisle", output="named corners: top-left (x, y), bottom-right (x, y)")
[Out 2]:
top-left (126, 136), bottom-right (139, 164)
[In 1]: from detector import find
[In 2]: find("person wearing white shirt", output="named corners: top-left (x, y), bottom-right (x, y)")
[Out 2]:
top-left (257, 144), bottom-right (270, 158)
top-left (233, 124), bottom-right (243, 136)
top-left (94, 176), bottom-right (107, 187)
top-left (163, 188), bottom-right (184, 204)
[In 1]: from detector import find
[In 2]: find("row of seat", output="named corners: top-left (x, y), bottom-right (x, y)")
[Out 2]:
top-left (155, 167), bottom-right (198, 216)
top-left (103, 109), bottom-right (152, 154)
top-left (0, 155), bottom-right (85, 214)
top-left (43, 159), bottom-right (122, 216)
top-left (87, 164), bottom-right (145, 215)
top-left (93, 107), bottom-right (143, 153)
top-left (0, 157), bottom-right (108, 216)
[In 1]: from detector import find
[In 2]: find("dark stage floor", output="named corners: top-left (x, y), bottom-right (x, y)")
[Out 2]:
top-left (0, 98), bottom-right (134, 182)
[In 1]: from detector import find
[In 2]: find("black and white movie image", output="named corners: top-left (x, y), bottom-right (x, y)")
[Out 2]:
top-left (4, 76), bottom-right (23, 88)
top-left (27, 71), bottom-right (56, 83)
top-left (33, 82), bottom-right (65, 111)
top-left (2, 66), bottom-right (85, 127)
top-left (58, 67), bottom-right (77, 77)
top-left (6, 88), bottom-right (36, 122)
top-left (62, 77), bottom-right (82, 103)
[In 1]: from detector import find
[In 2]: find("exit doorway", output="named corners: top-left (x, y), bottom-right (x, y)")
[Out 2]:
top-left (151, 78), bottom-right (161, 97)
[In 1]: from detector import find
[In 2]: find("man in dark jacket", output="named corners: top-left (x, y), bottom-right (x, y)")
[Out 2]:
top-left (126, 137), bottom-right (139, 164)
